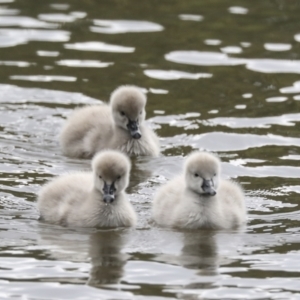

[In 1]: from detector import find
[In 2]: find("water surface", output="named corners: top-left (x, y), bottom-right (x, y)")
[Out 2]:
top-left (1, 0), bottom-right (300, 299)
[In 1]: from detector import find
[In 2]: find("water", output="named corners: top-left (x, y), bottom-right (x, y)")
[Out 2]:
top-left (0, 0), bottom-right (300, 299)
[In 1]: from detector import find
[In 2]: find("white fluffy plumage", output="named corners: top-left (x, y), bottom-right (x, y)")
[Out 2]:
top-left (37, 150), bottom-right (137, 228)
top-left (60, 85), bottom-right (160, 158)
top-left (152, 151), bottom-right (246, 230)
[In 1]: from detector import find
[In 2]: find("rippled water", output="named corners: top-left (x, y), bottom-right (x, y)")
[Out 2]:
top-left (1, 0), bottom-right (300, 299)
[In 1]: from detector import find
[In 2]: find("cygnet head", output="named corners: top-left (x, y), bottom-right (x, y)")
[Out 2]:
top-left (184, 151), bottom-right (220, 197)
top-left (92, 150), bottom-right (131, 204)
top-left (110, 85), bottom-right (146, 139)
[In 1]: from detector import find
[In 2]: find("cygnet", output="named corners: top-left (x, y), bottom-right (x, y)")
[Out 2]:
top-left (37, 150), bottom-right (137, 228)
top-left (152, 151), bottom-right (246, 229)
top-left (60, 85), bottom-right (160, 158)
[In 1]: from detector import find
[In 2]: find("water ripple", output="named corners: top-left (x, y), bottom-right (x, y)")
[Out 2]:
top-left (0, 16), bottom-right (57, 28)
top-left (0, 281), bottom-right (133, 300)
top-left (38, 13), bottom-right (86, 23)
top-left (264, 43), bottom-right (292, 51)
top-left (0, 29), bottom-right (70, 47)
top-left (204, 39), bottom-right (222, 45)
top-left (207, 113), bottom-right (300, 128)
top-left (144, 69), bottom-right (212, 80)
top-left (56, 60), bottom-right (113, 68)
top-left (10, 75), bottom-right (77, 82)
top-left (166, 50), bottom-right (300, 74)
top-left (0, 7), bottom-right (19, 15)
top-left (37, 50), bottom-right (60, 57)
top-left (65, 41), bottom-right (135, 53)
top-left (179, 14), bottom-right (203, 21)
top-left (166, 132), bottom-right (300, 152)
top-left (220, 46), bottom-right (243, 54)
top-left (228, 6), bottom-right (249, 14)
top-left (0, 61), bottom-right (31, 67)
top-left (0, 83), bottom-right (99, 104)
top-left (91, 19), bottom-right (163, 34)
top-left (266, 96), bottom-right (287, 103)
top-left (50, 4), bottom-right (70, 10)
top-left (246, 59), bottom-right (300, 74)
top-left (165, 51), bottom-right (244, 66)
top-left (280, 80), bottom-right (300, 94)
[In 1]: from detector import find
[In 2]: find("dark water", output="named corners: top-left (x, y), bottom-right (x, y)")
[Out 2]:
top-left (1, 0), bottom-right (300, 299)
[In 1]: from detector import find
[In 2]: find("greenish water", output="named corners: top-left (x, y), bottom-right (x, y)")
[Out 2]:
top-left (1, 0), bottom-right (300, 299)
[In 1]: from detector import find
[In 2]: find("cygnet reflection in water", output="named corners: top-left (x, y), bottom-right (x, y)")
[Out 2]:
top-left (154, 231), bottom-right (219, 278)
top-left (36, 225), bottom-right (130, 286)
top-left (153, 229), bottom-right (244, 296)
top-left (87, 229), bottom-right (130, 287)
top-left (180, 231), bottom-right (219, 275)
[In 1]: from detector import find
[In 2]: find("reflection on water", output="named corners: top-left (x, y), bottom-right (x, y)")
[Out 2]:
top-left (37, 226), bottom-right (130, 287)
top-left (156, 231), bottom-right (219, 277)
top-left (180, 232), bottom-right (218, 275)
top-left (88, 230), bottom-right (129, 287)
top-left (1, 0), bottom-right (300, 299)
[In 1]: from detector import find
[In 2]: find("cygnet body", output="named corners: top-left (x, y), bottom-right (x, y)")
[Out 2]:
top-left (60, 85), bottom-right (160, 158)
top-left (152, 152), bottom-right (246, 230)
top-left (37, 150), bottom-right (137, 228)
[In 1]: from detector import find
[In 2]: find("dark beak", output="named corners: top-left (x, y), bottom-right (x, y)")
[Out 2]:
top-left (201, 179), bottom-right (216, 196)
top-left (103, 182), bottom-right (116, 204)
top-left (127, 119), bottom-right (141, 139)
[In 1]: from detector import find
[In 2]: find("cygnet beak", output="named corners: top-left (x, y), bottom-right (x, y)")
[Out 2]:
top-left (201, 179), bottom-right (216, 196)
top-left (127, 120), bottom-right (142, 139)
top-left (103, 182), bottom-right (116, 204)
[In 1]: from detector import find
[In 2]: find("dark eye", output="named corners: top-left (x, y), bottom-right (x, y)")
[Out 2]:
top-left (117, 175), bottom-right (121, 180)
top-left (99, 175), bottom-right (102, 179)
top-left (214, 173), bottom-right (216, 176)
top-left (120, 111), bottom-right (125, 116)
top-left (194, 173), bottom-right (199, 177)
top-left (140, 111), bottom-right (142, 115)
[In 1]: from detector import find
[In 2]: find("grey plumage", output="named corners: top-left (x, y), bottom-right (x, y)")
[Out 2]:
top-left (60, 85), bottom-right (160, 158)
top-left (152, 151), bottom-right (246, 229)
top-left (37, 150), bottom-right (137, 228)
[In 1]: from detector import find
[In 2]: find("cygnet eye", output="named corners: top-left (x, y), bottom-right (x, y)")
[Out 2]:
top-left (214, 173), bottom-right (216, 176)
top-left (139, 111), bottom-right (142, 115)
top-left (194, 173), bottom-right (199, 177)
top-left (120, 111), bottom-right (125, 116)
top-left (117, 175), bottom-right (121, 180)
top-left (99, 175), bottom-right (102, 179)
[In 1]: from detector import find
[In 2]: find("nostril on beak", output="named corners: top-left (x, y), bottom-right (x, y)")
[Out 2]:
top-left (103, 194), bottom-right (114, 204)
top-left (201, 179), bottom-right (216, 196)
top-left (127, 120), bottom-right (141, 139)
top-left (201, 180), bottom-right (211, 189)
top-left (132, 132), bottom-right (141, 139)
